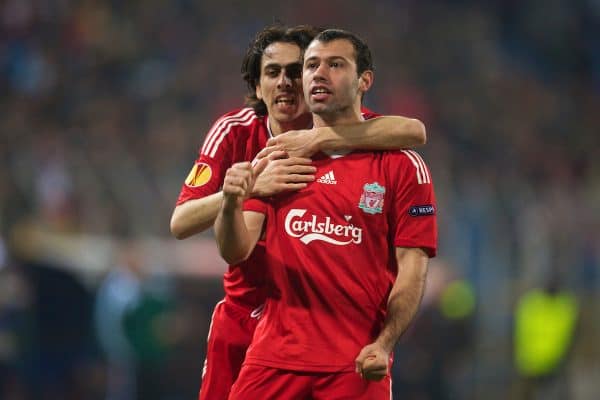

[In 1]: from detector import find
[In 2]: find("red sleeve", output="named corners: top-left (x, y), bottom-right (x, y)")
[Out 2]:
top-left (175, 109), bottom-right (253, 205)
top-left (387, 150), bottom-right (437, 257)
top-left (243, 197), bottom-right (269, 215)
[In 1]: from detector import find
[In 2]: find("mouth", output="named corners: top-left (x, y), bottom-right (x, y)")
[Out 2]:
top-left (310, 86), bottom-right (332, 101)
top-left (274, 95), bottom-right (296, 106)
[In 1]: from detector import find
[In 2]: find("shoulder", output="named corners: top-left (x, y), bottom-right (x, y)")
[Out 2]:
top-left (385, 149), bottom-right (432, 185)
top-left (210, 107), bottom-right (261, 130)
top-left (201, 108), bottom-right (264, 156)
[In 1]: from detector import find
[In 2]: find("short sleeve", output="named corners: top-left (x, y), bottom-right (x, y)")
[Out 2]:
top-left (175, 109), bottom-right (254, 205)
top-left (243, 198), bottom-right (269, 215)
top-left (388, 150), bottom-right (437, 257)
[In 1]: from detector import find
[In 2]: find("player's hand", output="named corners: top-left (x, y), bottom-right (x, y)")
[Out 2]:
top-left (251, 150), bottom-right (316, 197)
top-left (222, 159), bottom-right (268, 209)
top-left (355, 342), bottom-right (390, 381)
top-left (258, 128), bottom-right (319, 158)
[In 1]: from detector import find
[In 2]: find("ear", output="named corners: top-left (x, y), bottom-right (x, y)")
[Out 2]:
top-left (358, 70), bottom-right (374, 93)
top-left (255, 83), bottom-right (263, 100)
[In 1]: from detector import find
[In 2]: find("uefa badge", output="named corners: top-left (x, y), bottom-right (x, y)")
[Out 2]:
top-left (358, 182), bottom-right (386, 214)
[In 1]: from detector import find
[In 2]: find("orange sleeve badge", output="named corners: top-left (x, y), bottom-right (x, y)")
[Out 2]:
top-left (185, 163), bottom-right (212, 187)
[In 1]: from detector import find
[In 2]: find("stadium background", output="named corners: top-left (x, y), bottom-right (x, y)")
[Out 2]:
top-left (0, 0), bottom-right (598, 399)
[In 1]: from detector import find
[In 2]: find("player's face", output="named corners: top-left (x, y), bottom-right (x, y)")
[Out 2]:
top-left (256, 42), bottom-right (308, 128)
top-left (303, 39), bottom-right (369, 116)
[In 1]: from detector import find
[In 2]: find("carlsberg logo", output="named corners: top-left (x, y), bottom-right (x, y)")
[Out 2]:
top-left (284, 209), bottom-right (362, 245)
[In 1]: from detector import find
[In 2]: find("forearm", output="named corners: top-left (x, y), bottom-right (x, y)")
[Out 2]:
top-left (376, 278), bottom-right (425, 353)
top-left (214, 203), bottom-right (256, 265)
top-left (170, 192), bottom-right (223, 239)
top-left (316, 116), bottom-right (426, 151)
top-left (376, 248), bottom-right (428, 353)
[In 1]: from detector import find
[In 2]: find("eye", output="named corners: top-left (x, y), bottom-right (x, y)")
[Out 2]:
top-left (305, 62), bottom-right (318, 70)
top-left (330, 61), bottom-right (340, 68)
top-left (286, 64), bottom-right (302, 79)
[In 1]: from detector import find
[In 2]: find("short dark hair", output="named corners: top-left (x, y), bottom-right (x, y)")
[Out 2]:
top-left (312, 29), bottom-right (373, 75)
top-left (241, 24), bottom-right (321, 115)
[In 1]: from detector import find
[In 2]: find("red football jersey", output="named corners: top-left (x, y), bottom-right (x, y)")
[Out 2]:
top-left (177, 107), bottom-right (271, 307)
top-left (243, 149), bottom-right (437, 371)
top-left (176, 107), bottom-right (380, 307)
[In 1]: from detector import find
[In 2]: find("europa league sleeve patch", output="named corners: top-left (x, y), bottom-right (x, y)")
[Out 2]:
top-left (408, 204), bottom-right (435, 217)
top-left (185, 163), bottom-right (212, 187)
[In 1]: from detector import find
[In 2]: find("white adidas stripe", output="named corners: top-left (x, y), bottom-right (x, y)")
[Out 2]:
top-left (402, 150), bottom-right (423, 184)
top-left (408, 150), bottom-right (430, 183)
top-left (201, 108), bottom-right (255, 156)
top-left (402, 150), bottom-right (430, 184)
top-left (201, 108), bottom-right (253, 155)
top-left (207, 116), bottom-right (258, 158)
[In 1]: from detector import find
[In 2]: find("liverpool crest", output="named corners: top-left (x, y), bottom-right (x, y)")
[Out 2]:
top-left (359, 182), bottom-right (385, 214)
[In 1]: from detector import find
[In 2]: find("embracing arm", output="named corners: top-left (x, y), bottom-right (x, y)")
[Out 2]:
top-left (355, 247), bottom-right (429, 380)
top-left (262, 116), bottom-right (426, 158)
top-left (316, 116), bottom-right (426, 151)
top-left (170, 152), bottom-right (314, 239)
top-left (170, 192), bottom-right (223, 239)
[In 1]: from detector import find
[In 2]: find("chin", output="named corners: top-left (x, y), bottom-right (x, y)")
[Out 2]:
top-left (274, 113), bottom-right (299, 123)
top-left (309, 104), bottom-right (328, 114)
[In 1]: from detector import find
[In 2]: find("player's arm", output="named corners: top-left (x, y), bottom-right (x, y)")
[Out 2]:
top-left (259, 116), bottom-right (426, 158)
top-left (170, 193), bottom-right (223, 239)
top-left (214, 160), bottom-right (267, 265)
top-left (355, 247), bottom-right (429, 381)
top-left (170, 151), bottom-right (314, 239)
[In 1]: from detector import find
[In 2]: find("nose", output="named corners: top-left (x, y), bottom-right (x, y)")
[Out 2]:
top-left (312, 63), bottom-right (328, 82)
top-left (277, 71), bottom-right (292, 89)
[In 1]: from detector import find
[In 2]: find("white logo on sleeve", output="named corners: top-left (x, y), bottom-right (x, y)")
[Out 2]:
top-left (317, 170), bottom-right (337, 184)
top-left (284, 209), bottom-right (362, 245)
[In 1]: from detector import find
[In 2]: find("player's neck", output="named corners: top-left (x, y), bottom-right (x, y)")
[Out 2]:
top-left (312, 105), bottom-right (362, 128)
top-left (269, 113), bottom-right (313, 136)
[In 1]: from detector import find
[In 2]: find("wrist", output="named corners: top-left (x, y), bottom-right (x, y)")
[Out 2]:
top-left (314, 126), bottom-right (339, 152)
top-left (221, 194), bottom-right (242, 214)
top-left (374, 336), bottom-right (394, 355)
top-left (250, 184), bottom-right (264, 198)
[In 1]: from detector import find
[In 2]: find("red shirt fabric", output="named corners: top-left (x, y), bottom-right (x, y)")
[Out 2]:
top-left (243, 149), bottom-right (437, 371)
top-left (176, 107), bottom-right (271, 308)
top-left (176, 107), bottom-right (380, 308)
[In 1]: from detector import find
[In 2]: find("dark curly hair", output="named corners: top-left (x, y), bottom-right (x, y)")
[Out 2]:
top-left (241, 24), bottom-right (322, 115)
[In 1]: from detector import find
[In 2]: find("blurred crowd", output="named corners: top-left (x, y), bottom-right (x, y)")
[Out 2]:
top-left (0, 0), bottom-right (598, 399)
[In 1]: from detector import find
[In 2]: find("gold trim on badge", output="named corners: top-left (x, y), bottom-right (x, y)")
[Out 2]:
top-left (185, 163), bottom-right (212, 187)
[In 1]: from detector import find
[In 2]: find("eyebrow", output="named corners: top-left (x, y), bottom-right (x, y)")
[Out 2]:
top-left (263, 61), bottom-right (302, 70)
top-left (304, 56), bottom-right (348, 64)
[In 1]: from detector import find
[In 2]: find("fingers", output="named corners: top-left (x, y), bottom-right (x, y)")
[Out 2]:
top-left (281, 183), bottom-right (309, 191)
top-left (285, 174), bottom-right (315, 183)
top-left (362, 369), bottom-right (388, 381)
top-left (266, 137), bottom-right (279, 147)
top-left (223, 162), bottom-right (253, 197)
top-left (355, 348), bottom-right (370, 373)
top-left (285, 165), bottom-right (317, 175)
top-left (267, 149), bottom-right (288, 160)
top-left (275, 158), bottom-right (316, 176)
top-left (281, 157), bottom-right (313, 166)
top-left (252, 157), bottom-right (269, 177)
top-left (355, 345), bottom-right (389, 381)
top-left (256, 145), bottom-right (285, 160)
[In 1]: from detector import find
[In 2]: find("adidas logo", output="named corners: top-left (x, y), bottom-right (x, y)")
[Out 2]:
top-left (317, 170), bottom-right (337, 184)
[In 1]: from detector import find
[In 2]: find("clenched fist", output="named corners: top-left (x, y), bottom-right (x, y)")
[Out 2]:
top-left (222, 159), bottom-right (268, 210)
top-left (355, 342), bottom-right (390, 381)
